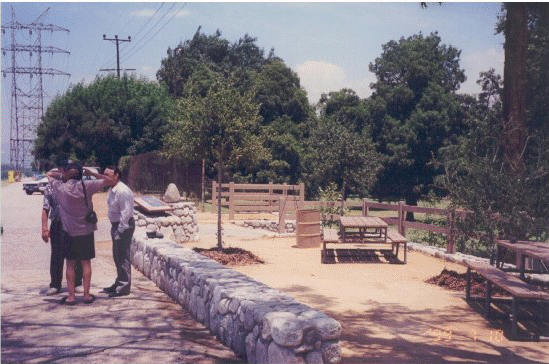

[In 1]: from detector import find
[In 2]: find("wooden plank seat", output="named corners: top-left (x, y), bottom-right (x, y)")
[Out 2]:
top-left (465, 260), bottom-right (549, 340)
top-left (321, 228), bottom-right (407, 264)
top-left (386, 230), bottom-right (407, 264)
top-left (321, 228), bottom-right (340, 264)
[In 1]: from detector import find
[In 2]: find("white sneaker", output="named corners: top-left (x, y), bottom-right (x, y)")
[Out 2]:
top-left (46, 287), bottom-right (60, 296)
top-left (75, 286), bottom-right (84, 293)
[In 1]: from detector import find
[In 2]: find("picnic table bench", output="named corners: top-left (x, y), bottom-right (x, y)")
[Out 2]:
top-left (465, 260), bottom-right (549, 340)
top-left (321, 225), bottom-right (407, 264)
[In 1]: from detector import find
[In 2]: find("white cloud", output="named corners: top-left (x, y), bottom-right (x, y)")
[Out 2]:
top-left (139, 66), bottom-right (158, 81)
top-left (295, 60), bottom-right (375, 104)
top-left (131, 9), bottom-right (157, 17)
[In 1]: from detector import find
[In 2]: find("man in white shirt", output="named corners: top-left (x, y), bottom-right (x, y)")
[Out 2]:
top-left (103, 166), bottom-right (135, 298)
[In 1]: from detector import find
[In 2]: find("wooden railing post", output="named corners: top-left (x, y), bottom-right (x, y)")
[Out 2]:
top-left (278, 197), bottom-right (286, 233)
top-left (363, 198), bottom-right (369, 216)
top-left (398, 201), bottom-right (405, 236)
top-left (229, 182), bottom-right (235, 220)
top-left (447, 209), bottom-right (456, 254)
top-left (269, 181), bottom-right (274, 209)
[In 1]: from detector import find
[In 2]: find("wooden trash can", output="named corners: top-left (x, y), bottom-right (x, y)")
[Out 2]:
top-left (296, 209), bottom-right (321, 248)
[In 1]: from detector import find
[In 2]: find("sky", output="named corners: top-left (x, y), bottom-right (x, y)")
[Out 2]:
top-left (1, 2), bottom-right (505, 167)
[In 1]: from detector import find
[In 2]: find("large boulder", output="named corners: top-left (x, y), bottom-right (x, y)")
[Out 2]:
top-left (164, 183), bottom-right (181, 203)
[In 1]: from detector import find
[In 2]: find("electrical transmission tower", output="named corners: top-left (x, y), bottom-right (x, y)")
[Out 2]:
top-left (1, 6), bottom-right (70, 172)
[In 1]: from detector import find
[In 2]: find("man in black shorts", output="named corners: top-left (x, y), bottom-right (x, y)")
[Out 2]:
top-left (47, 162), bottom-right (112, 305)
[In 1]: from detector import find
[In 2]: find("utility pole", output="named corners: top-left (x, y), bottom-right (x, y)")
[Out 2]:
top-left (100, 35), bottom-right (135, 78)
top-left (1, 6), bottom-right (70, 172)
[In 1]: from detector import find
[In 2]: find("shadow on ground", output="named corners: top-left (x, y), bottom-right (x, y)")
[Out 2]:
top-left (280, 284), bottom-right (549, 364)
top-left (1, 273), bottom-right (244, 364)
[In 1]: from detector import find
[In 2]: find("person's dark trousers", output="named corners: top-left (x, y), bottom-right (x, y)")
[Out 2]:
top-left (49, 219), bottom-right (65, 290)
top-left (56, 226), bottom-right (83, 288)
top-left (110, 218), bottom-right (135, 295)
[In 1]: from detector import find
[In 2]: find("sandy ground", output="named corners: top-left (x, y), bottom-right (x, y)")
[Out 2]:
top-left (191, 212), bottom-right (549, 364)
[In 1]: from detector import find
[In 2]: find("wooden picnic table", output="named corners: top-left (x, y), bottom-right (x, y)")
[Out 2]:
top-left (495, 240), bottom-right (549, 280)
top-left (339, 216), bottom-right (388, 243)
top-left (322, 216), bottom-right (407, 264)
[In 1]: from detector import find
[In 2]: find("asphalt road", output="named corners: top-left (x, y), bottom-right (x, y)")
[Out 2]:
top-left (1, 181), bottom-right (243, 364)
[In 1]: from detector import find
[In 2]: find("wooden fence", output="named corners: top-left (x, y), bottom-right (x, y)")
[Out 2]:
top-left (211, 182), bottom-right (305, 225)
top-left (362, 200), bottom-right (468, 254)
top-left (290, 199), bottom-right (466, 253)
top-left (209, 184), bottom-right (466, 252)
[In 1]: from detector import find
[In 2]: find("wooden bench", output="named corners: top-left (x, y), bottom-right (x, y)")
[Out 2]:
top-left (465, 260), bottom-right (549, 339)
top-left (321, 228), bottom-right (407, 264)
top-left (386, 230), bottom-right (407, 264)
top-left (321, 229), bottom-right (341, 263)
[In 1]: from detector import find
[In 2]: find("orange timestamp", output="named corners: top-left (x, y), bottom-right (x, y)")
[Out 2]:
top-left (427, 327), bottom-right (504, 343)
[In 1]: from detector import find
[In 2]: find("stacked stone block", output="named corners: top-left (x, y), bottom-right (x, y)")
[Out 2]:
top-left (134, 202), bottom-right (199, 243)
top-left (131, 232), bottom-right (342, 364)
top-left (233, 219), bottom-right (296, 234)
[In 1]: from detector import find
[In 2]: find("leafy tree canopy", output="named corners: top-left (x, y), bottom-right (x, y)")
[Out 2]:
top-left (442, 71), bottom-right (549, 242)
top-left (34, 75), bottom-right (174, 168)
top-left (366, 32), bottom-right (467, 207)
top-left (157, 28), bottom-right (313, 184)
top-left (318, 88), bottom-right (369, 133)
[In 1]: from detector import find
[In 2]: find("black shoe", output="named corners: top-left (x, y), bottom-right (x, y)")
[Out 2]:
top-left (108, 290), bottom-right (130, 298)
top-left (102, 285), bottom-right (117, 294)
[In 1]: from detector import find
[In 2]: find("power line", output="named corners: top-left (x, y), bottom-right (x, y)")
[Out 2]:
top-left (97, 4), bottom-right (161, 71)
top-left (98, 3), bottom-right (172, 73)
top-left (118, 3), bottom-right (177, 65)
top-left (120, 3), bottom-right (187, 66)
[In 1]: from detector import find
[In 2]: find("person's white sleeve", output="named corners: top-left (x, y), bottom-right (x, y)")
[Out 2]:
top-left (117, 190), bottom-right (134, 233)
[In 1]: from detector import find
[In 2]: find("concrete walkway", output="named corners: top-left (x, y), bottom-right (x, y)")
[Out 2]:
top-left (1, 182), bottom-right (243, 364)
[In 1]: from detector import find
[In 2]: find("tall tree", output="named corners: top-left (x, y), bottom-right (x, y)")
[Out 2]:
top-left (163, 76), bottom-right (270, 251)
top-left (441, 4), bottom-right (549, 243)
top-left (501, 3), bottom-right (529, 173)
top-left (34, 75), bottom-right (174, 168)
top-left (157, 29), bottom-right (313, 184)
top-left (304, 115), bottom-right (381, 203)
top-left (366, 32), bottom-right (466, 213)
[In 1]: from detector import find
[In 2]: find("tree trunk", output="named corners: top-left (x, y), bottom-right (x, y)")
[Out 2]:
top-left (340, 178), bottom-right (347, 216)
top-left (217, 161), bottom-right (223, 252)
top-left (405, 197), bottom-right (417, 222)
top-left (502, 3), bottom-right (528, 173)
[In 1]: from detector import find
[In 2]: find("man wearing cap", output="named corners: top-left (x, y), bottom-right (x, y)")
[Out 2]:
top-left (102, 166), bottom-right (135, 298)
top-left (41, 160), bottom-right (83, 295)
top-left (47, 162), bottom-right (112, 305)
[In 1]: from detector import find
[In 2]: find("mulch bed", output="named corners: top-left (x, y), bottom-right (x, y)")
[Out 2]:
top-left (425, 268), bottom-right (510, 297)
top-left (193, 247), bottom-right (265, 266)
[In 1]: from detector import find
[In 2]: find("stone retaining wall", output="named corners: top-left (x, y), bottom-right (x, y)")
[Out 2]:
top-left (134, 202), bottom-right (199, 243)
top-left (130, 231), bottom-right (342, 364)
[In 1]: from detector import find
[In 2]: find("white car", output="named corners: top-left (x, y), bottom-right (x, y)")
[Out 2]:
top-left (23, 175), bottom-right (48, 195)
top-left (23, 167), bottom-right (99, 195)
